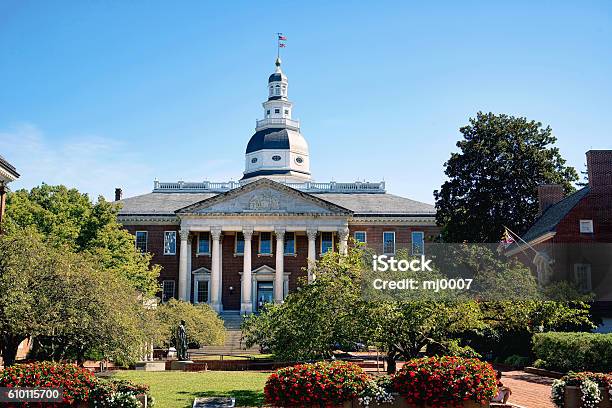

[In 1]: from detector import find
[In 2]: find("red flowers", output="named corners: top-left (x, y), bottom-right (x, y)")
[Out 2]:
top-left (264, 361), bottom-right (369, 407)
top-left (393, 356), bottom-right (497, 408)
top-left (0, 361), bottom-right (96, 406)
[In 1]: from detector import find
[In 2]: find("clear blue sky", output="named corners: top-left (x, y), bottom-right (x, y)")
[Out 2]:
top-left (1, 1), bottom-right (611, 203)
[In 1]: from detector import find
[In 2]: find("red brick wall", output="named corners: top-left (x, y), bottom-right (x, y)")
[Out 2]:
top-left (124, 224), bottom-right (180, 281)
top-left (347, 225), bottom-right (441, 254)
top-left (122, 224), bottom-right (441, 309)
top-left (553, 193), bottom-right (612, 243)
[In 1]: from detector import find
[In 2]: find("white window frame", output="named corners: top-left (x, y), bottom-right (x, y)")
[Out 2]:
top-left (383, 231), bottom-right (396, 255)
top-left (135, 231), bottom-right (148, 252)
top-left (354, 231), bottom-right (367, 244)
top-left (259, 232), bottom-right (272, 255)
top-left (411, 231), bottom-right (425, 255)
top-left (573, 263), bottom-right (592, 292)
top-left (320, 232), bottom-right (335, 255)
top-left (197, 232), bottom-right (211, 256)
top-left (193, 276), bottom-right (211, 304)
top-left (235, 232), bottom-right (245, 256)
top-left (284, 232), bottom-right (296, 256)
top-left (163, 231), bottom-right (177, 255)
top-left (162, 280), bottom-right (175, 303)
top-left (579, 219), bottom-right (594, 234)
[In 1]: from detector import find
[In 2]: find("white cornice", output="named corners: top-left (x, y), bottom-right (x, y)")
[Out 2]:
top-left (0, 167), bottom-right (18, 184)
top-left (349, 216), bottom-right (437, 226)
top-left (117, 215), bottom-right (180, 225)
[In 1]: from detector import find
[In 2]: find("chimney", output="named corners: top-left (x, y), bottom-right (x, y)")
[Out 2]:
top-left (537, 184), bottom-right (564, 215)
top-left (114, 188), bottom-right (123, 201)
top-left (586, 150), bottom-right (612, 192)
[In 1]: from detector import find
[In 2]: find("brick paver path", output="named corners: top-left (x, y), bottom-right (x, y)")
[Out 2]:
top-left (502, 370), bottom-right (555, 408)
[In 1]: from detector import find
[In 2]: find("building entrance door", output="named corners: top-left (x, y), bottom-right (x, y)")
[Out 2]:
top-left (256, 281), bottom-right (274, 311)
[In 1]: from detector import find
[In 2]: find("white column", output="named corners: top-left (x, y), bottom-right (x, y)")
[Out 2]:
top-left (241, 228), bottom-right (254, 314)
top-left (186, 234), bottom-right (192, 303)
top-left (274, 228), bottom-right (285, 303)
top-left (338, 227), bottom-right (350, 256)
top-left (210, 227), bottom-right (222, 312)
top-left (306, 228), bottom-right (317, 283)
top-left (218, 233), bottom-right (223, 312)
top-left (178, 229), bottom-right (189, 301)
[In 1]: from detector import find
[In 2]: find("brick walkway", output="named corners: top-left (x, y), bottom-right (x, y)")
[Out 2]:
top-left (502, 370), bottom-right (555, 408)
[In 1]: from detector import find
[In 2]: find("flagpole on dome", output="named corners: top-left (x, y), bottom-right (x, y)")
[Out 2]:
top-left (276, 32), bottom-right (287, 59)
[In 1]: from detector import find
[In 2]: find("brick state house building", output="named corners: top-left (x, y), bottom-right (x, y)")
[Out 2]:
top-left (117, 57), bottom-right (440, 314)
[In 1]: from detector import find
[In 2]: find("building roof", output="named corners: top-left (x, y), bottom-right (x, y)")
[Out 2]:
top-left (0, 154), bottom-right (20, 179)
top-left (520, 186), bottom-right (590, 243)
top-left (117, 190), bottom-right (435, 217)
top-left (246, 128), bottom-right (291, 153)
top-left (268, 72), bottom-right (286, 83)
top-left (311, 193), bottom-right (436, 216)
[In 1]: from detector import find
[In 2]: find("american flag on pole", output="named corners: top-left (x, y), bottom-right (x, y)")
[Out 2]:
top-left (497, 227), bottom-right (516, 252)
top-left (278, 35), bottom-right (287, 41)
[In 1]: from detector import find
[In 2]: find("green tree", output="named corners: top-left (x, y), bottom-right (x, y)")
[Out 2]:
top-left (242, 249), bottom-right (373, 361)
top-left (155, 299), bottom-right (226, 349)
top-left (0, 228), bottom-right (156, 366)
top-left (434, 112), bottom-right (578, 243)
top-left (5, 184), bottom-right (159, 295)
top-left (242, 245), bottom-right (594, 371)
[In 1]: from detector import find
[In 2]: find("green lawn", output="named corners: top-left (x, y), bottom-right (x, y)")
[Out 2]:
top-left (113, 370), bottom-right (269, 407)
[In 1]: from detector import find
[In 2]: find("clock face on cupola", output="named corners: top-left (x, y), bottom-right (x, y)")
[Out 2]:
top-left (242, 57), bottom-right (312, 183)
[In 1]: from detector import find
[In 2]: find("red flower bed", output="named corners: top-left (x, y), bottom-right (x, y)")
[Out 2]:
top-left (0, 361), bottom-right (97, 406)
top-left (264, 360), bottom-right (369, 407)
top-left (393, 356), bottom-right (497, 408)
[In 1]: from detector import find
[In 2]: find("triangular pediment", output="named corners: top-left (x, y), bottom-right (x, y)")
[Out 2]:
top-left (176, 178), bottom-right (351, 215)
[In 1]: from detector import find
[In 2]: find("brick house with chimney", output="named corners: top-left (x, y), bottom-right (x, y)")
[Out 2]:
top-left (507, 150), bottom-right (612, 329)
top-left (116, 57), bottom-right (440, 314)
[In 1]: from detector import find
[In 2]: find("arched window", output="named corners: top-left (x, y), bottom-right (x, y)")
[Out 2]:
top-left (275, 85), bottom-right (280, 96)
top-left (269, 86), bottom-right (273, 96)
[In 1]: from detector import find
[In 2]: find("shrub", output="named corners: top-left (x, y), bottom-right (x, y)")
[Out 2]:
top-left (264, 361), bottom-right (369, 407)
top-left (90, 378), bottom-right (153, 407)
top-left (0, 361), bottom-right (97, 405)
top-left (533, 332), bottom-right (612, 373)
top-left (503, 354), bottom-right (529, 368)
top-left (393, 356), bottom-right (497, 407)
top-left (551, 372), bottom-right (612, 407)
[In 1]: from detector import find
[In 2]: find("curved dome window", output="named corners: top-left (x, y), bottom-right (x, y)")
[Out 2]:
top-left (272, 155), bottom-right (282, 161)
top-left (251, 157), bottom-right (258, 163)
top-left (295, 157), bottom-right (304, 164)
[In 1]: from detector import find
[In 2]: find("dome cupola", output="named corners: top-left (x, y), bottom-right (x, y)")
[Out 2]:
top-left (242, 57), bottom-right (311, 182)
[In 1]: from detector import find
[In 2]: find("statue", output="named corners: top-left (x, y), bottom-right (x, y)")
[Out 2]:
top-left (176, 320), bottom-right (188, 361)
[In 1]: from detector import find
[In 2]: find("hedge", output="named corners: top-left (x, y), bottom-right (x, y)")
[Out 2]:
top-left (532, 332), bottom-right (612, 373)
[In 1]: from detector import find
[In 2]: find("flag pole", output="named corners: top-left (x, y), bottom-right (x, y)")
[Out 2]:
top-left (276, 32), bottom-right (282, 58)
top-left (503, 225), bottom-right (539, 256)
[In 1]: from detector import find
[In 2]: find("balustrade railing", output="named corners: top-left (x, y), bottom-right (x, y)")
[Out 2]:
top-left (153, 180), bottom-right (385, 193)
top-left (255, 118), bottom-right (300, 129)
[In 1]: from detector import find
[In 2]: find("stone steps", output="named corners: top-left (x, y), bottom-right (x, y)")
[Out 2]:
top-left (194, 312), bottom-right (260, 355)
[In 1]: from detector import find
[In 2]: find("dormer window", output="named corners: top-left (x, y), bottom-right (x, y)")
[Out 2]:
top-left (272, 155), bottom-right (281, 161)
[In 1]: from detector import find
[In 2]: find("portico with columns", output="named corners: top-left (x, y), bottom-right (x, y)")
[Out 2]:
top-left (174, 178), bottom-right (351, 314)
